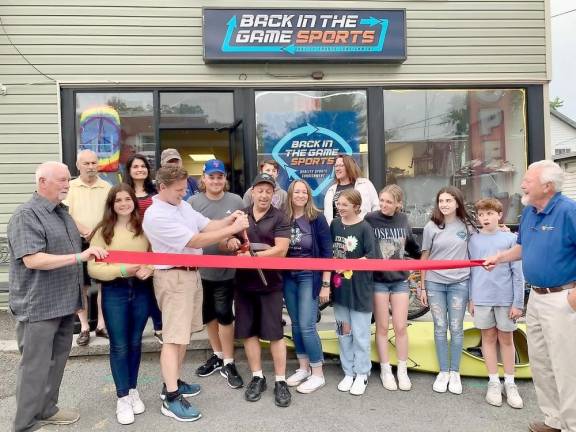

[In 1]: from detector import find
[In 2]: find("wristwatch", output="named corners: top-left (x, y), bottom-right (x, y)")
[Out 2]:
top-left (321, 281), bottom-right (330, 288)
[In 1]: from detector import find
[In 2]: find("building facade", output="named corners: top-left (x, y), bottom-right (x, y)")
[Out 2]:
top-left (0, 0), bottom-right (551, 293)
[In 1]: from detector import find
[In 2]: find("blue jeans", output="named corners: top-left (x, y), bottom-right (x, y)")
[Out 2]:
top-left (426, 280), bottom-right (469, 372)
top-left (333, 303), bottom-right (373, 376)
top-left (102, 278), bottom-right (151, 398)
top-left (283, 271), bottom-right (324, 367)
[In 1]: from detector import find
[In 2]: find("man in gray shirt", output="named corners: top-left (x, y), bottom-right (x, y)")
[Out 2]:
top-left (189, 160), bottom-right (245, 389)
top-left (8, 161), bottom-right (107, 432)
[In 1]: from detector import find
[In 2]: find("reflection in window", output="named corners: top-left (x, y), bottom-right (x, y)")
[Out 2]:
top-left (160, 92), bottom-right (234, 128)
top-left (76, 93), bottom-right (154, 184)
top-left (255, 90), bottom-right (368, 208)
top-left (384, 89), bottom-right (526, 226)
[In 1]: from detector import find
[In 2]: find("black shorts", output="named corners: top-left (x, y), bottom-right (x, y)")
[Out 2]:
top-left (234, 289), bottom-right (284, 341)
top-left (81, 238), bottom-right (91, 286)
top-left (201, 279), bottom-right (234, 325)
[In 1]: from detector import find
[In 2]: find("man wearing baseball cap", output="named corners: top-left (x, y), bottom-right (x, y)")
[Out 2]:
top-left (160, 148), bottom-right (199, 201)
top-left (226, 173), bottom-right (292, 407)
top-left (189, 160), bottom-right (245, 389)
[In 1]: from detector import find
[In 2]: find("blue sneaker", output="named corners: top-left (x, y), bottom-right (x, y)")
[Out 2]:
top-left (161, 395), bottom-right (202, 422)
top-left (160, 380), bottom-right (201, 400)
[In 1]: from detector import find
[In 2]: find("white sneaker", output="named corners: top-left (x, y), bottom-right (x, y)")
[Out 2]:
top-left (129, 389), bottom-right (145, 415)
top-left (286, 368), bottom-right (311, 387)
top-left (504, 383), bottom-right (524, 409)
top-left (349, 374), bottom-right (368, 396)
top-left (116, 396), bottom-right (135, 425)
top-left (448, 371), bottom-right (462, 394)
top-left (485, 381), bottom-right (503, 407)
top-left (337, 375), bottom-right (354, 392)
top-left (380, 371), bottom-right (398, 391)
top-left (397, 368), bottom-right (412, 391)
top-left (433, 372), bottom-right (450, 393)
top-left (296, 375), bottom-right (325, 394)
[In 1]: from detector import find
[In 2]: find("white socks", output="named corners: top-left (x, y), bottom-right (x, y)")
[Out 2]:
top-left (488, 374), bottom-right (500, 383)
top-left (252, 370), bottom-right (264, 378)
top-left (504, 374), bottom-right (515, 385)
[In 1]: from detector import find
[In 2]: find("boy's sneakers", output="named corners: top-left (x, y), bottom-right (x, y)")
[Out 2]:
top-left (160, 380), bottom-right (201, 400)
top-left (349, 374), bottom-right (368, 396)
top-left (337, 375), bottom-right (354, 392)
top-left (196, 354), bottom-right (223, 377)
top-left (380, 370), bottom-right (398, 391)
top-left (245, 376), bottom-right (267, 402)
top-left (448, 371), bottom-right (462, 394)
top-left (433, 372), bottom-right (450, 393)
top-left (116, 396), bottom-right (135, 425)
top-left (220, 363), bottom-right (244, 389)
top-left (296, 375), bottom-right (325, 394)
top-left (485, 381), bottom-right (503, 406)
top-left (286, 368), bottom-right (311, 387)
top-left (504, 383), bottom-right (524, 409)
top-left (161, 395), bottom-right (202, 422)
top-left (129, 389), bottom-right (146, 414)
top-left (274, 381), bottom-right (292, 407)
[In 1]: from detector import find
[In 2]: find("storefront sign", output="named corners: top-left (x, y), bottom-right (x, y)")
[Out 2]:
top-left (203, 8), bottom-right (406, 62)
top-left (263, 111), bottom-right (360, 207)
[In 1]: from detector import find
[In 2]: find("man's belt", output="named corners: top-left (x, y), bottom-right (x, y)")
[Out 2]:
top-left (167, 266), bottom-right (198, 271)
top-left (530, 282), bottom-right (575, 295)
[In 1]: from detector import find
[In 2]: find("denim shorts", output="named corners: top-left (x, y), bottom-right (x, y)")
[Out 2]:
top-left (374, 280), bottom-right (409, 294)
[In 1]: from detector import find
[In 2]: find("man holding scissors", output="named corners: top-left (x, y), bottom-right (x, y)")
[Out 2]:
top-left (226, 173), bottom-right (291, 407)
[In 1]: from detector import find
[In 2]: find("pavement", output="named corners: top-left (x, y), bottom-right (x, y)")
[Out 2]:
top-left (0, 309), bottom-right (542, 432)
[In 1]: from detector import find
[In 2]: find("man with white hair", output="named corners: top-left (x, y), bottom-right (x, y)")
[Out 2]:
top-left (64, 149), bottom-right (111, 346)
top-left (484, 160), bottom-right (576, 432)
top-left (8, 162), bottom-right (107, 431)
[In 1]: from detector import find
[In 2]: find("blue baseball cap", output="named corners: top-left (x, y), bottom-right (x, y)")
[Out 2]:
top-left (203, 159), bottom-right (226, 174)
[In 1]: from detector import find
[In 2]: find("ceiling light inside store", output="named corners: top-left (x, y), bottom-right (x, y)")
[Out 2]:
top-left (359, 143), bottom-right (368, 153)
top-left (189, 154), bottom-right (216, 162)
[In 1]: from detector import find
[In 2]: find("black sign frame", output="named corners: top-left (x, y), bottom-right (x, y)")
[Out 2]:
top-left (203, 8), bottom-right (407, 63)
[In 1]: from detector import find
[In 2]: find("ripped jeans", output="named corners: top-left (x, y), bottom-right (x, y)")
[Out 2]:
top-left (333, 304), bottom-right (373, 377)
top-left (426, 280), bottom-right (469, 372)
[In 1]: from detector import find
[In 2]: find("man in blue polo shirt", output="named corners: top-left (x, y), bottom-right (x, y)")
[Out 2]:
top-left (484, 160), bottom-right (576, 432)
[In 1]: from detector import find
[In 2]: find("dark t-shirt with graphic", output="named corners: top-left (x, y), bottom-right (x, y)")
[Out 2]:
top-left (332, 183), bottom-right (355, 219)
top-left (330, 218), bottom-right (377, 312)
top-left (288, 217), bottom-right (313, 258)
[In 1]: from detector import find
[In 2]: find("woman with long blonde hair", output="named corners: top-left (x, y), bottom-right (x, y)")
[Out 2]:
top-left (283, 180), bottom-right (332, 394)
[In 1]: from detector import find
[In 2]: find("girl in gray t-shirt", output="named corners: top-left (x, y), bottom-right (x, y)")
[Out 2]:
top-left (419, 186), bottom-right (477, 395)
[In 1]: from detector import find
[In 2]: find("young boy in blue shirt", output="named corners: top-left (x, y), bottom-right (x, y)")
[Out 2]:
top-left (468, 198), bottom-right (525, 409)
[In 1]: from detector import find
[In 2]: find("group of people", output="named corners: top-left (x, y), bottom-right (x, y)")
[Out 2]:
top-left (7, 150), bottom-right (576, 432)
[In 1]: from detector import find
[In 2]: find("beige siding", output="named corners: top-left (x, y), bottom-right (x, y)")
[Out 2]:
top-left (0, 0), bottom-right (550, 287)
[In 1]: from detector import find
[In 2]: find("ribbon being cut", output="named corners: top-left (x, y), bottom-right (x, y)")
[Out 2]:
top-left (100, 250), bottom-right (484, 272)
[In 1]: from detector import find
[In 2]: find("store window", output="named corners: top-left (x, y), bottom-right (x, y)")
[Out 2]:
top-left (160, 92), bottom-right (234, 128)
top-left (75, 92), bottom-right (154, 184)
top-left (384, 89), bottom-right (527, 227)
top-left (255, 90), bottom-right (368, 208)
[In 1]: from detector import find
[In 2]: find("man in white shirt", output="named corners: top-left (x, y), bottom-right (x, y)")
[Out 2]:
top-left (143, 165), bottom-right (248, 423)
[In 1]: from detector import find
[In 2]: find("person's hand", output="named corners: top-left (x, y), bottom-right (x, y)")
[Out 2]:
top-left (236, 250), bottom-right (251, 257)
top-left (135, 266), bottom-right (153, 280)
top-left (125, 264), bottom-right (141, 277)
top-left (226, 237), bottom-right (241, 252)
top-left (498, 224), bottom-right (511, 232)
top-left (509, 306), bottom-right (523, 320)
top-left (231, 213), bottom-right (249, 233)
top-left (482, 254), bottom-right (500, 271)
top-left (468, 301), bottom-right (475, 316)
top-left (567, 290), bottom-right (576, 312)
top-left (80, 246), bottom-right (108, 261)
top-left (419, 287), bottom-right (428, 307)
top-left (227, 210), bottom-right (246, 224)
top-left (319, 286), bottom-right (331, 304)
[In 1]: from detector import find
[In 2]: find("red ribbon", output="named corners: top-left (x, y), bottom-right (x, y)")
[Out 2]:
top-left (101, 251), bottom-right (484, 272)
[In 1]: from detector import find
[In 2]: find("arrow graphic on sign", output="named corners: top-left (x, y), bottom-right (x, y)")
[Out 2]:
top-left (221, 15), bottom-right (389, 54)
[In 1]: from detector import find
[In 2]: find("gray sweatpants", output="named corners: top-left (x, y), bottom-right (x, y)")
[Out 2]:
top-left (13, 315), bottom-right (74, 432)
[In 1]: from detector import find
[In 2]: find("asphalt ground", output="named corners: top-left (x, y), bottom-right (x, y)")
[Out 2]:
top-left (0, 350), bottom-right (540, 432)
